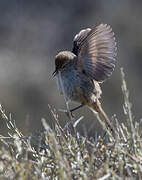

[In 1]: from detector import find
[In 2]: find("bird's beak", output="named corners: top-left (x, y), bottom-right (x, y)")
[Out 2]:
top-left (52, 69), bottom-right (57, 77)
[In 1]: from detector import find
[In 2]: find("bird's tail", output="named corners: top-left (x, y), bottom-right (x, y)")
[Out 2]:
top-left (87, 100), bottom-right (115, 134)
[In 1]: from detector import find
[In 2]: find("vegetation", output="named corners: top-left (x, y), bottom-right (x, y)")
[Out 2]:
top-left (0, 68), bottom-right (141, 179)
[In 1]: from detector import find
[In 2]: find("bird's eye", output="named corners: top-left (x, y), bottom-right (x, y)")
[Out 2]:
top-left (82, 69), bottom-right (86, 74)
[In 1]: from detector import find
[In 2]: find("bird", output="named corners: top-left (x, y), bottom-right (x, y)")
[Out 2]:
top-left (53, 24), bottom-right (117, 133)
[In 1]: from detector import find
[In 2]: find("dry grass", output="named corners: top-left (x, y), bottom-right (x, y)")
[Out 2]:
top-left (0, 68), bottom-right (142, 179)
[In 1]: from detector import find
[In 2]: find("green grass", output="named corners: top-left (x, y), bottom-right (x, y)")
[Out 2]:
top-left (0, 68), bottom-right (142, 179)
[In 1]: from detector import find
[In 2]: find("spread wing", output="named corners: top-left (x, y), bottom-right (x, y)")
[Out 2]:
top-left (72, 24), bottom-right (117, 82)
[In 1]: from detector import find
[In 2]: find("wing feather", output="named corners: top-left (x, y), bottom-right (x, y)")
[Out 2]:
top-left (72, 28), bottom-right (91, 56)
top-left (76, 24), bottom-right (117, 82)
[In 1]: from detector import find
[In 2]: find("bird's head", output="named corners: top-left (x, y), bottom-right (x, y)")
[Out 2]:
top-left (53, 51), bottom-right (76, 76)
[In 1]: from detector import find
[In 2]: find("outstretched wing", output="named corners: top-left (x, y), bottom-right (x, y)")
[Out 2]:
top-left (73, 24), bottom-right (117, 82)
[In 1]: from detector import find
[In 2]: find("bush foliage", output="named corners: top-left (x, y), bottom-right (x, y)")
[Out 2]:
top-left (0, 68), bottom-right (141, 179)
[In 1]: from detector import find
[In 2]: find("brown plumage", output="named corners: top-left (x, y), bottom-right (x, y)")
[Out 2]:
top-left (53, 24), bottom-right (117, 133)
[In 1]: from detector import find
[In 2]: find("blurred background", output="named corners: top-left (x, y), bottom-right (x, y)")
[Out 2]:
top-left (0, 0), bottom-right (141, 136)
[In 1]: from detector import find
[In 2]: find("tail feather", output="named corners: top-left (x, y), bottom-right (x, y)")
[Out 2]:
top-left (88, 100), bottom-right (115, 134)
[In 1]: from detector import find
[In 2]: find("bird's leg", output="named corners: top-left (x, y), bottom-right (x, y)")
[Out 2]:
top-left (70, 104), bottom-right (84, 113)
top-left (68, 104), bottom-right (84, 118)
top-left (59, 104), bottom-right (84, 118)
